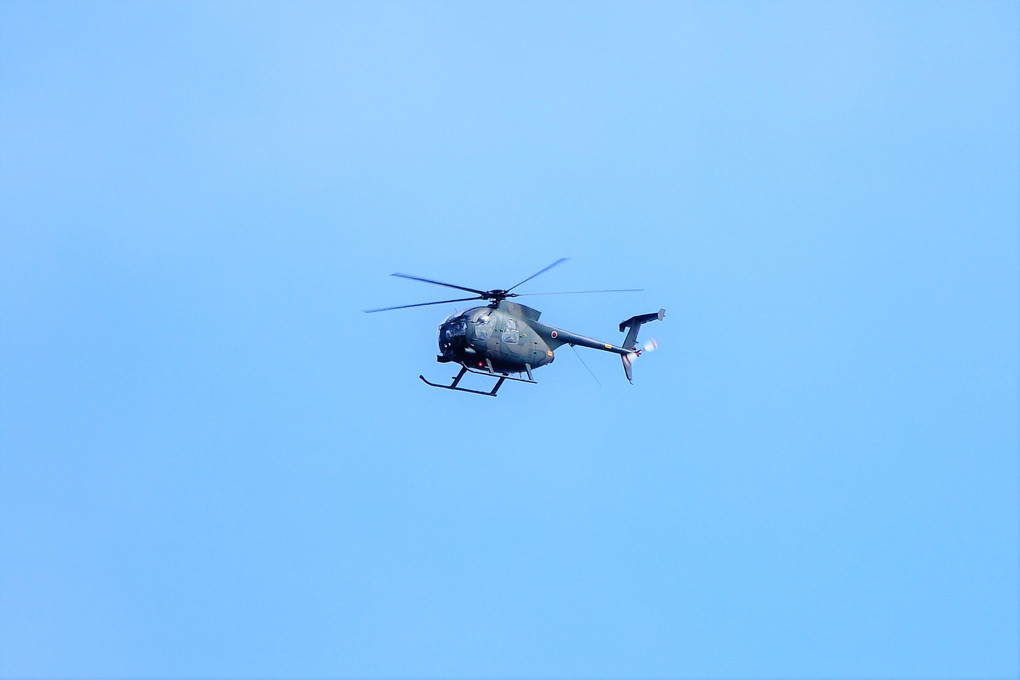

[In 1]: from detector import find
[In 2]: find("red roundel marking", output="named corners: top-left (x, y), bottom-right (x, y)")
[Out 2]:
top-left (551, 330), bottom-right (558, 339)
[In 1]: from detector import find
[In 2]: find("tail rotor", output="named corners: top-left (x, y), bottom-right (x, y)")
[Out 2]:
top-left (622, 338), bottom-right (659, 382)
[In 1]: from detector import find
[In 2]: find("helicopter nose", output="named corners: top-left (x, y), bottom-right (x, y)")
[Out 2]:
top-left (437, 318), bottom-right (468, 357)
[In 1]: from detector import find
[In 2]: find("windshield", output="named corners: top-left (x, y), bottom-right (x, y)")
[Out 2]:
top-left (438, 315), bottom-right (468, 357)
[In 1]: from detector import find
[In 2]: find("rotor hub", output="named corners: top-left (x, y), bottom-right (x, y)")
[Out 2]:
top-left (485, 289), bottom-right (518, 302)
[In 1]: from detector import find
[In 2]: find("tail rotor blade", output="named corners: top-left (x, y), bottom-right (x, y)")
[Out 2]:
top-left (621, 337), bottom-right (658, 383)
top-left (625, 338), bottom-right (660, 363)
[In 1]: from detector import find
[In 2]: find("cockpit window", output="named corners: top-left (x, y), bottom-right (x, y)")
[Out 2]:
top-left (438, 315), bottom-right (468, 356)
top-left (502, 317), bottom-right (519, 344)
top-left (474, 312), bottom-right (495, 342)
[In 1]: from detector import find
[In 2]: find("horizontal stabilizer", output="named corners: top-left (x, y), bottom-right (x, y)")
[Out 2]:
top-left (620, 308), bottom-right (665, 351)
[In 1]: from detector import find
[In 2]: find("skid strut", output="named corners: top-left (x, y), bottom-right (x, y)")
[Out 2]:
top-left (419, 363), bottom-right (536, 397)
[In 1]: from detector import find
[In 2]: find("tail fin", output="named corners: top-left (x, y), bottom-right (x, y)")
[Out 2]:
top-left (619, 309), bottom-right (665, 382)
top-left (622, 353), bottom-right (635, 382)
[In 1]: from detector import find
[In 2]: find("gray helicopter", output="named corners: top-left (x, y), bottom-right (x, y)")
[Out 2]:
top-left (365, 258), bottom-right (664, 396)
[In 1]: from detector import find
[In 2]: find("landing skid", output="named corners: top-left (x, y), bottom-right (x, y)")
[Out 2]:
top-left (420, 362), bottom-right (537, 397)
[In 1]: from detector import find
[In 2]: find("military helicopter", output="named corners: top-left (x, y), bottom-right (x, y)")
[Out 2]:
top-left (365, 258), bottom-right (664, 396)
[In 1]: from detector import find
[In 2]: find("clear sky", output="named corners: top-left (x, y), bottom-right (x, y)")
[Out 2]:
top-left (1, 1), bottom-right (1017, 678)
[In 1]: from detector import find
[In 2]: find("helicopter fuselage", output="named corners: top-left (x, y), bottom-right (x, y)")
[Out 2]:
top-left (435, 299), bottom-right (642, 378)
top-left (437, 301), bottom-right (556, 374)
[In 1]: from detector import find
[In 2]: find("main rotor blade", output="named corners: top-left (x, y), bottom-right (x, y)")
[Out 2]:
top-left (364, 296), bottom-right (483, 313)
top-left (390, 273), bottom-right (488, 296)
top-left (515, 288), bottom-right (644, 296)
top-left (506, 257), bottom-right (569, 293)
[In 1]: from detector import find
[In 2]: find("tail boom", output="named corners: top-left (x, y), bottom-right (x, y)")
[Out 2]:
top-left (531, 307), bottom-right (664, 383)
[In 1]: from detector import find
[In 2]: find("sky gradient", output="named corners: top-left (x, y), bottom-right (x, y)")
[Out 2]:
top-left (1, 2), bottom-right (1018, 677)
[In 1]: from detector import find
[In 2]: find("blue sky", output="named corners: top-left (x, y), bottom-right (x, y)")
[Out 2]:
top-left (1, 1), bottom-right (1017, 677)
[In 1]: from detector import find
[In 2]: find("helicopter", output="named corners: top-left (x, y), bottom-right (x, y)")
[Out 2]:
top-left (365, 258), bottom-right (664, 396)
